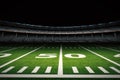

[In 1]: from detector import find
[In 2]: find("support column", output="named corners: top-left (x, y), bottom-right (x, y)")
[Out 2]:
top-left (1, 32), bottom-right (4, 37)
top-left (114, 32), bottom-right (117, 38)
top-left (101, 33), bottom-right (104, 38)
top-left (15, 33), bottom-right (18, 38)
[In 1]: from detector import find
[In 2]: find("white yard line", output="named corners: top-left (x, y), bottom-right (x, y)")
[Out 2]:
top-left (85, 66), bottom-right (95, 73)
top-left (1, 66), bottom-right (15, 73)
top-left (101, 46), bottom-right (120, 52)
top-left (0, 48), bottom-right (17, 53)
top-left (58, 45), bottom-right (63, 76)
top-left (31, 66), bottom-right (40, 73)
top-left (45, 66), bottom-right (52, 73)
top-left (17, 66), bottom-right (28, 73)
top-left (82, 46), bottom-right (120, 67)
top-left (110, 67), bottom-right (120, 73)
top-left (98, 67), bottom-right (109, 73)
top-left (72, 66), bottom-right (79, 73)
top-left (0, 74), bottom-right (120, 78)
top-left (0, 47), bottom-right (40, 69)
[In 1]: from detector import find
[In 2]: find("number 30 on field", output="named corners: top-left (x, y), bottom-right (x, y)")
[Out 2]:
top-left (35, 53), bottom-right (86, 58)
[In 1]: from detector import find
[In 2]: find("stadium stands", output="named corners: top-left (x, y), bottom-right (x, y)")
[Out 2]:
top-left (0, 20), bottom-right (120, 43)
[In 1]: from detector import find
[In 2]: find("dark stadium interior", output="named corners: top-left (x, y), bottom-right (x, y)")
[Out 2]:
top-left (0, 1), bottom-right (120, 26)
top-left (0, 1), bottom-right (120, 43)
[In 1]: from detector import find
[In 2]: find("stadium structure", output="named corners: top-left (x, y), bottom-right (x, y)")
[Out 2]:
top-left (0, 20), bottom-right (120, 43)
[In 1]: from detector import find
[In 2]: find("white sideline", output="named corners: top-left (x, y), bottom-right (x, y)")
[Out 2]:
top-left (82, 47), bottom-right (120, 67)
top-left (1, 66), bottom-right (15, 73)
top-left (110, 67), bottom-right (120, 73)
top-left (101, 46), bottom-right (120, 52)
top-left (58, 45), bottom-right (63, 76)
top-left (0, 47), bottom-right (40, 69)
top-left (31, 66), bottom-right (40, 73)
top-left (45, 66), bottom-right (52, 73)
top-left (72, 66), bottom-right (79, 73)
top-left (0, 74), bottom-right (120, 78)
top-left (85, 66), bottom-right (95, 73)
top-left (98, 67), bottom-right (109, 73)
top-left (17, 66), bottom-right (28, 73)
top-left (0, 48), bottom-right (17, 53)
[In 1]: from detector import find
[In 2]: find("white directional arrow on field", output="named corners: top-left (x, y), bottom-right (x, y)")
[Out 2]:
top-left (114, 54), bottom-right (120, 58)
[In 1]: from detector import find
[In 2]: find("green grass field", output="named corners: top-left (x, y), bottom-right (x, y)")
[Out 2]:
top-left (0, 43), bottom-right (120, 80)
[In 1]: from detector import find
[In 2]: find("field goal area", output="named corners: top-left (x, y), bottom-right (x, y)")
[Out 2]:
top-left (0, 43), bottom-right (120, 78)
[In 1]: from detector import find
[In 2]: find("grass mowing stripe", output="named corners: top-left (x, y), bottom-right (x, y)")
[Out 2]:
top-left (0, 47), bottom-right (40, 69)
top-left (82, 46), bottom-right (120, 67)
top-left (58, 45), bottom-right (63, 76)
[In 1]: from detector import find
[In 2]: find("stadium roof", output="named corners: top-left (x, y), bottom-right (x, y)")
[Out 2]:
top-left (0, 20), bottom-right (120, 30)
top-left (0, 20), bottom-right (120, 35)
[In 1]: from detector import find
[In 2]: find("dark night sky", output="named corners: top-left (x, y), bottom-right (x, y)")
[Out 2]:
top-left (0, 1), bottom-right (120, 26)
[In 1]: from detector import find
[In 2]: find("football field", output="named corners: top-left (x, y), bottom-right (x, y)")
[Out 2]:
top-left (0, 43), bottom-right (120, 79)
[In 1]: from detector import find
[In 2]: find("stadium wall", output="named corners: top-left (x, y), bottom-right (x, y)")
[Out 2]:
top-left (0, 31), bottom-right (120, 43)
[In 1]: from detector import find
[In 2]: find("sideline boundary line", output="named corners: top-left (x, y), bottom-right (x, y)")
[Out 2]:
top-left (0, 74), bottom-right (120, 78)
